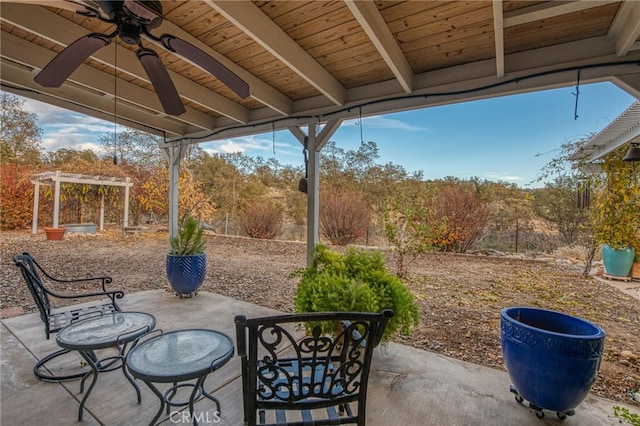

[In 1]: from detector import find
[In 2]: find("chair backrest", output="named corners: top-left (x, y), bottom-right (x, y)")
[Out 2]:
top-left (13, 253), bottom-right (51, 324)
top-left (235, 310), bottom-right (393, 426)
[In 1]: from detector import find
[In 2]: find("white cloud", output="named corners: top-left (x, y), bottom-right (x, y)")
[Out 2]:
top-left (344, 115), bottom-right (426, 131)
top-left (488, 173), bottom-right (525, 182)
top-left (201, 135), bottom-right (300, 158)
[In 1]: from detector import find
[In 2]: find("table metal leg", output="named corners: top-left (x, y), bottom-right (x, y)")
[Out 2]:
top-left (140, 374), bottom-right (221, 426)
top-left (142, 380), bottom-right (166, 426)
top-left (76, 351), bottom-right (99, 421)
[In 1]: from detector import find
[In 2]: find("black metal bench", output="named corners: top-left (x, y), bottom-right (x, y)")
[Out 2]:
top-left (13, 252), bottom-right (125, 381)
top-left (235, 310), bottom-right (393, 426)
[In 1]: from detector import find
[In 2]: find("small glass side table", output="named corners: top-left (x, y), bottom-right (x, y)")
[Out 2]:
top-left (56, 311), bottom-right (156, 421)
top-left (126, 329), bottom-right (234, 426)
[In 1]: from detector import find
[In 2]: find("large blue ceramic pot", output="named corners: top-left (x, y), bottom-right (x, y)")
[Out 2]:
top-left (166, 253), bottom-right (207, 295)
top-left (602, 244), bottom-right (635, 277)
top-left (500, 307), bottom-right (605, 413)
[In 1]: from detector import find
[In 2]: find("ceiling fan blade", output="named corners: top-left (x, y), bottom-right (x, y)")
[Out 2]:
top-left (160, 35), bottom-right (250, 99)
top-left (35, 34), bottom-right (111, 87)
top-left (136, 48), bottom-right (186, 116)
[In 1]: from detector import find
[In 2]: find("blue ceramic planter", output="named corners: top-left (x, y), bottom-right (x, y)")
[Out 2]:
top-left (500, 307), bottom-right (605, 414)
top-left (602, 244), bottom-right (635, 277)
top-left (166, 253), bottom-right (207, 295)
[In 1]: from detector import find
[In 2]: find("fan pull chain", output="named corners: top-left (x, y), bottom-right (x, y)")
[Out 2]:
top-left (359, 106), bottom-right (364, 143)
top-left (572, 69), bottom-right (580, 121)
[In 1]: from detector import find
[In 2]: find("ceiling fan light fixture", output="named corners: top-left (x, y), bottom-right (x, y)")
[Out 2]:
top-left (123, 0), bottom-right (163, 28)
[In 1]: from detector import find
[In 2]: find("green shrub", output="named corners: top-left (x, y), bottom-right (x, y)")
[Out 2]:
top-left (293, 245), bottom-right (420, 340)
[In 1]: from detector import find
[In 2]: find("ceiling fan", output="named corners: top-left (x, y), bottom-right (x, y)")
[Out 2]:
top-left (34, 0), bottom-right (250, 116)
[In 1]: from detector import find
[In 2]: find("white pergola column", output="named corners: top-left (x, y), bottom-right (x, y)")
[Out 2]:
top-left (52, 171), bottom-right (61, 228)
top-left (164, 142), bottom-right (189, 246)
top-left (100, 193), bottom-right (105, 231)
top-left (123, 178), bottom-right (131, 228)
top-left (288, 119), bottom-right (343, 266)
top-left (32, 180), bottom-right (40, 234)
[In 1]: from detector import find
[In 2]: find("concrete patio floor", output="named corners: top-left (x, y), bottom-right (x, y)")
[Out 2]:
top-left (1, 290), bottom-right (637, 425)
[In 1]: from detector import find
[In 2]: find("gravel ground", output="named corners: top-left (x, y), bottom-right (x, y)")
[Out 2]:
top-left (1, 227), bottom-right (639, 408)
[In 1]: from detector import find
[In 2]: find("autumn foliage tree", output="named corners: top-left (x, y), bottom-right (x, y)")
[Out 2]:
top-left (239, 199), bottom-right (284, 239)
top-left (430, 182), bottom-right (492, 253)
top-left (319, 186), bottom-right (369, 245)
top-left (0, 164), bottom-right (34, 229)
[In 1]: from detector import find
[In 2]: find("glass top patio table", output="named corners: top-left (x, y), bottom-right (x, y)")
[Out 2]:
top-left (55, 311), bottom-right (156, 422)
top-left (56, 311), bottom-right (156, 350)
top-left (126, 329), bottom-right (234, 383)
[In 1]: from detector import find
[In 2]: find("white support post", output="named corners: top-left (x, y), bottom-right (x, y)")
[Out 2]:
top-left (100, 193), bottom-right (105, 231)
top-left (164, 142), bottom-right (189, 247)
top-left (288, 119), bottom-right (343, 266)
top-left (32, 180), bottom-right (40, 234)
top-left (53, 171), bottom-right (61, 228)
top-left (306, 123), bottom-right (320, 267)
top-left (123, 178), bottom-right (130, 228)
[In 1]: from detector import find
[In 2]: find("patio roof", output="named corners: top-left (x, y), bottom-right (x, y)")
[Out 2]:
top-left (1, 1), bottom-right (639, 144)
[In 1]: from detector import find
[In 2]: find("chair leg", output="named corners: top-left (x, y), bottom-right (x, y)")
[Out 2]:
top-left (34, 348), bottom-right (90, 382)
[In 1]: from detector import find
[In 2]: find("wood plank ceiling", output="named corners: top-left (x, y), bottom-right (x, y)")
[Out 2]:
top-left (1, 0), bottom-right (639, 144)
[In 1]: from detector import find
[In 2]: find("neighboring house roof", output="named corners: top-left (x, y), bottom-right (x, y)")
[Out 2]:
top-left (568, 101), bottom-right (640, 163)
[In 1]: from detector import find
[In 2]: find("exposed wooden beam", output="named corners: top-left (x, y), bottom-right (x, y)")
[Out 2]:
top-left (503, 0), bottom-right (616, 28)
top-left (0, 2), bottom-right (250, 124)
top-left (1, 60), bottom-right (190, 136)
top-left (492, 0), bottom-right (505, 78)
top-left (206, 0), bottom-right (346, 106)
top-left (608, 0), bottom-right (640, 57)
top-left (344, 0), bottom-right (413, 93)
top-left (150, 12), bottom-right (293, 117)
top-left (1, 32), bottom-right (217, 130)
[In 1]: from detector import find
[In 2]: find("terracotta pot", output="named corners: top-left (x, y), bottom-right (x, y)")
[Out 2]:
top-left (44, 227), bottom-right (66, 240)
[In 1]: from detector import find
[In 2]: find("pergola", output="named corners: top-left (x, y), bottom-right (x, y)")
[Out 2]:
top-left (2, 1), bottom-right (640, 264)
top-left (31, 171), bottom-right (133, 232)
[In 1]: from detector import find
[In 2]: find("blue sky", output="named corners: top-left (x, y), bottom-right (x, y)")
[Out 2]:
top-left (19, 81), bottom-right (636, 188)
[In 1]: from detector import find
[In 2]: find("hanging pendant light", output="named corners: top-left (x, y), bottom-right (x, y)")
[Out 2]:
top-left (622, 143), bottom-right (640, 162)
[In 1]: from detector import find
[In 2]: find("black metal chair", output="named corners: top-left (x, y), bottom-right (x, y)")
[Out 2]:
top-left (235, 310), bottom-right (393, 426)
top-left (13, 252), bottom-right (125, 381)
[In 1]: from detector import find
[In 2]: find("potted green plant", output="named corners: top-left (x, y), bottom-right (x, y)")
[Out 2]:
top-left (292, 245), bottom-right (420, 341)
top-left (166, 216), bottom-right (207, 297)
top-left (592, 151), bottom-right (639, 278)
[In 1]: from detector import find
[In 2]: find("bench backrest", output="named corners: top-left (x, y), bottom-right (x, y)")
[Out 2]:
top-left (13, 253), bottom-right (51, 324)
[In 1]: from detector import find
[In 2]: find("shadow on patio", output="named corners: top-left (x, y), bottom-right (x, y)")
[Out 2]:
top-left (1, 290), bottom-right (633, 425)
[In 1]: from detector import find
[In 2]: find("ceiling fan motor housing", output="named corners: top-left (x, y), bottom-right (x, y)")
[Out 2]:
top-left (118, 22), bottom-right (141, 45)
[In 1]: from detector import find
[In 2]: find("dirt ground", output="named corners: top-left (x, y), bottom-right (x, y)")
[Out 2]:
top-left (1, 227), bottom-right (639, 408)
